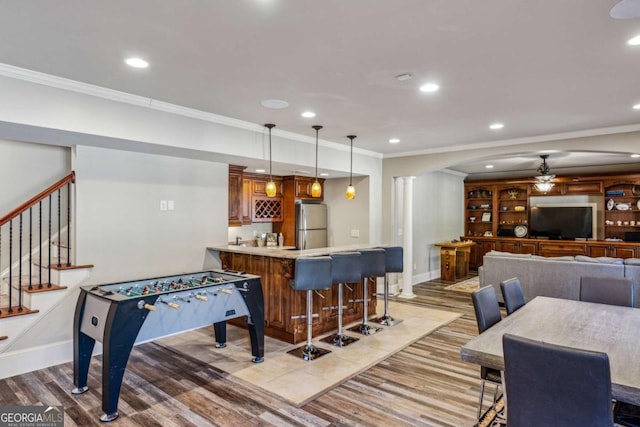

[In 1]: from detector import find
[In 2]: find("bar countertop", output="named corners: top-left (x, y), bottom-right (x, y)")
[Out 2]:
top-left (207, 244), bottom-right (377, 259)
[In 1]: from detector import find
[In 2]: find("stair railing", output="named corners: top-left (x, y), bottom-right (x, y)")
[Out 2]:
top-left (0, 172), bottom-right (75, 314)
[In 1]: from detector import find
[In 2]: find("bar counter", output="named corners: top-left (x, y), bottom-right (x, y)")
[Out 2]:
top-left (208, 244), bottom-right (378, 344)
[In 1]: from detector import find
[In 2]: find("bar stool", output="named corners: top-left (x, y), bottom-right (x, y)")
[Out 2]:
top-left (287, 256), bottom-right (333, 361)
top-left (348, 248), bottom-right (384, 335)
top-left (321, 252), bottom-right (361, 347)
top-left (372, 246), bottom-right (403, 326)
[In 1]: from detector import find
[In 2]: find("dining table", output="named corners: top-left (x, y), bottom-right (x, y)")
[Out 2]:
top-left (460, 296), bottom-right (640, 405)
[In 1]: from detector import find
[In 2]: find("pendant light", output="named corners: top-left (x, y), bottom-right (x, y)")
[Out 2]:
top-left (346, 135), bottom-right (356, 200)
top-left (264, 123), bottom-right (277, 197)
top-left (311, 125), bottom-right (323, 197)
top-left (533, 154), bottom-right (556, 193)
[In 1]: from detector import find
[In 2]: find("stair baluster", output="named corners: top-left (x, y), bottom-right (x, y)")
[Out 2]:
top-left (18, 214), bottom-right (23, 310)
top-left (28, 207), bottom-right (32, 291)
top-left (38, 200), bottom-right (42, 289)
top-left (67, 182), bottom-right (71, 267)
top-left (8, 219), bottom-right (13, 313)
top-left (48, 194), bottom-right (51, 288)
top-left (57, 188), bottom-right (61, 268)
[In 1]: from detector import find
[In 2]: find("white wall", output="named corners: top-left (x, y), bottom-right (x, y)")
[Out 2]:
top-left (411, 170), bottom-right (465, 283)
top-left (324, 176), bottom-right (370, 246)
top-left (0, 138), bottom-right (70, 214)
top-left (74, 145), bottom-right (228, 284)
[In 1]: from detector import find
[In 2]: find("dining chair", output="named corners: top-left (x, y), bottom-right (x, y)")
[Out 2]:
top-left (470, 286), bottom-right (502, 423)
top-left (579, 275), bottom-right (635, 308)
top-left (579, 275), bottom-right (639, 426)
top-left (499, 277), bottom-right (526, 315)
top-left (503, 333), bottom-right (613, 427)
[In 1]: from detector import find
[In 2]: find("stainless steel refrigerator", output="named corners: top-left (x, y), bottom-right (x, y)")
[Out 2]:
top-left (296, 203), bottom-right (328, 249)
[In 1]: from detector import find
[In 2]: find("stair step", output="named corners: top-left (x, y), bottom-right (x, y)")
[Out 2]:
top-left (50, 263), bottom-right (93, 271)
top-left (0, 306), bottom-right (39, 319)
top-left (23, 284), bottom-right (67, 294)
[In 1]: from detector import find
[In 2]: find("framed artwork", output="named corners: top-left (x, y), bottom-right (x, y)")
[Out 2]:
top-left (482, 212), bottom-right (492, 222)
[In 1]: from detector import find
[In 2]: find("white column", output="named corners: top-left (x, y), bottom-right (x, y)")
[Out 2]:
top-left (399, 176), bottom-right (415, 299)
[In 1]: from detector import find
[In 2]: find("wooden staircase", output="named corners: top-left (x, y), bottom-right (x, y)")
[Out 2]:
top-left (0, 172), bottom-right (88, 338)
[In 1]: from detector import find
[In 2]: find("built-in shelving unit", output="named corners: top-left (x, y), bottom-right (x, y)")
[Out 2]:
top-left (464, 172), bottom-right (640, 269)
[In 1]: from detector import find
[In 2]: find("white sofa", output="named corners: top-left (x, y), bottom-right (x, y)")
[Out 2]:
top-left (479, 251), bottom-right (640, 307)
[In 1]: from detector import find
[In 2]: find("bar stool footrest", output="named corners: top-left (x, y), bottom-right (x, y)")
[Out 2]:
top-left (348, 323), bottom-right (383, 335)
top-left (287, 344), bottom-right (331, 361)
top-left (320, 333), bottom-right (359, 347)
top-left (371, 315), bottom-right (402, 327)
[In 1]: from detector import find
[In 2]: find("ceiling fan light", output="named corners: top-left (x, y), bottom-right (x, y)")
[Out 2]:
top-left (534, 182), bottom-right (555, 193)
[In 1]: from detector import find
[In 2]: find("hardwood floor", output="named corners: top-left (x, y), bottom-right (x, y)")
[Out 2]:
top-left (0, 278), bottom-right (486, 426)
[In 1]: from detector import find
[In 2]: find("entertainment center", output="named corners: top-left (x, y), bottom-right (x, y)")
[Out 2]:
top-left (464, 173), bottom-right (640, 269)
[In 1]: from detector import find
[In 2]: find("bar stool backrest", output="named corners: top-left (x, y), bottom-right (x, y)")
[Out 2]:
top-left (292, 257), bottom-right (332, 291)
top-left (359, 248), bottom-right (386, 278)
top-left (331, 252), bottom-right (361, 284)
top-left (379, 246), bottom-right (403, 273)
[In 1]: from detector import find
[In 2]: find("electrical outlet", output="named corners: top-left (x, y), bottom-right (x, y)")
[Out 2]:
top-left (160, 200), bottom-right (168, 211)
top-left (350, 229), bottom-right (360, 238)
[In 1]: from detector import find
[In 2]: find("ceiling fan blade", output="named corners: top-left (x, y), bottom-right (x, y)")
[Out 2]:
top-left (610, 0), bottom-right (640, 19)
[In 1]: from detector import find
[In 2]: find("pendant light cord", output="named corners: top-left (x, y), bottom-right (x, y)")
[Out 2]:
top-left (265, 123), bottom-right (275, 180)
top-left (312, 125), bottom-right (323, 181)
top-left (347, 135), bottom-right (356, 186)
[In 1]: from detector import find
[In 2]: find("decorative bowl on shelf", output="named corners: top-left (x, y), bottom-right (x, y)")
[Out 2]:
top-left (616, 203), bottom-right (631, 211)
top-left (469, 217), bottom-right (476, 222)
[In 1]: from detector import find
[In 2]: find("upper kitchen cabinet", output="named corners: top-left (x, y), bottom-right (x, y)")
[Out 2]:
top-left (228, 165), bottom-right (246, 226)
top-left (228, 166), bottom-right (283, 225)
top-left (285, 176), bottom-right (325, 201)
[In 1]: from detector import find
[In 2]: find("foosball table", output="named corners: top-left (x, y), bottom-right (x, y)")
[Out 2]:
top-left (71, 269), bottom-right (264, 422)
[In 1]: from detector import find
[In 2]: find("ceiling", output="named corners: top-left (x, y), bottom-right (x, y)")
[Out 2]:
top-left (1, 0), bottom-right (639, 177)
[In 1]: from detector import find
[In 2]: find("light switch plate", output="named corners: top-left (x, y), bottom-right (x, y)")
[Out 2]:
top-left (160, 200), bottom-right (167, 211)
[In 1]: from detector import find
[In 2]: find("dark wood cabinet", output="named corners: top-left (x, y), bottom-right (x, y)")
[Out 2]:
top-left (228, 165), bottom-right (246, 226)
top-left (229, 167), bottom-right (284, 225)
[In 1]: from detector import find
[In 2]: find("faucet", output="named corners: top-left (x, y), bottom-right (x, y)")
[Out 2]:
top-left (235, 236), bottom-right (241, 245)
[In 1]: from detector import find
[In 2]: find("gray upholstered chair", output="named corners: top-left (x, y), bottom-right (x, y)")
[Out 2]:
top-left (287, 256), bottom-right (333, 361)
top-left (470, 286), bottom-right (502, 423)
top-left (372, 246), bottom-right (403, 326)
top-left (579, 275), bottom-right (635, 308)
top-left (503, 333), bottom-right (613, 427)
top-left (320, 252), bottom-right (361, 347)
top-left (348, 248), bottom-right (385, 335)
top-left (500, 277), bottom-right (526, 315)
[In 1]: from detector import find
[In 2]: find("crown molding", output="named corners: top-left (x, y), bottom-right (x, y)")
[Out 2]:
top-left (384, 124), bottom-right (640, 159)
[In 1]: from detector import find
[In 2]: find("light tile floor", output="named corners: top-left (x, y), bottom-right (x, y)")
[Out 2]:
top-left (158, 300), bottom-right (461, 405)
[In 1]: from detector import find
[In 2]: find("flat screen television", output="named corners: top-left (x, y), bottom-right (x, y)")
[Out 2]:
top-left (529, 204), bottom-right (596, 240)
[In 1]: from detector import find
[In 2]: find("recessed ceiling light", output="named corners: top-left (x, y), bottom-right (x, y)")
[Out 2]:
top-left (255, 169), bottom-right (265, 173)
top-left (419, 83), bottom-right (440, 93)
top-left (631, 154), bottom-right (640, 158)
top-left (627, 35), bottom-right (640, 46)
top-left (389, 138), bottom-right (400, 144)
top-left (489, 123), bottom-right (504, 130)
top-left (633, 103), bottom-right (640, 110)
top-left (261, 99), bottom-right (289, 109)
top-left (125, 57), bottom-right (149, 68)
top-left (485, 165), bottom-right (494, 169)
top-left (301, 111), bottom-right (316, 118)
top-left (320, 173), bottom-right (329, 177)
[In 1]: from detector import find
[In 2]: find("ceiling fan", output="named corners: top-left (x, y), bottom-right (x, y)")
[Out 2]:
top-left (610, 0), bottom-right (640, 19)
